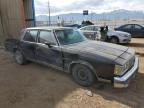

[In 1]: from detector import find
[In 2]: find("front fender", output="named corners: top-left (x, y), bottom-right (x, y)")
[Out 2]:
top-left (68, 60), bottom-right (98, 78)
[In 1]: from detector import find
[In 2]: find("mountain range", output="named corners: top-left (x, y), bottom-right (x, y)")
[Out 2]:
top-left (36, 9), bottom-right (144, 22)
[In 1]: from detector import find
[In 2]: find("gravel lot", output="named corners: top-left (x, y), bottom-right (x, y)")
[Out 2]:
top-left (0, 38), bottom-right (144, 108)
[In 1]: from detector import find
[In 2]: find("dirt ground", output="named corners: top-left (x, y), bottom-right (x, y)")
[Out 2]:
top-left (0, 38), bottom-right (144, 108)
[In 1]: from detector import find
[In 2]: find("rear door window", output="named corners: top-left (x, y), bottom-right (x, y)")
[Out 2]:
top-left (94, 26), bottom-right (99, 31)
top-left (38, 30), bottom-right (56, 44)
top-left (23, 30), bottom-right (38, 42)
top-left (85, 26), bottom-right (94, 31)
top-left (122, 25), bottom-right (133, 29)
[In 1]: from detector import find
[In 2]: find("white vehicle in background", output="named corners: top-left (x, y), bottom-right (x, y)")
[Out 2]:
top-left (80, 25), bottom-right (131, 44)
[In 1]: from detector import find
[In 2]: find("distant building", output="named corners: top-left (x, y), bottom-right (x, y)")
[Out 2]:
top-left (0, 0), bottom-right (35, 43)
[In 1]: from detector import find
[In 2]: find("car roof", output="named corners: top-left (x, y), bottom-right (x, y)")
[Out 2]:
top-left (80, 25), bottom-right (101, 30)
top-left (26, 26), bottom-right (73, 30)
top-left (121, 24), bottom-right (143, 26)
top-left (81, 25), bottom-right (102, 28)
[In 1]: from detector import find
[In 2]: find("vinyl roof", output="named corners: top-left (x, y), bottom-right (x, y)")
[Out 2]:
top-left (26, 26), bottom-right (73, 30)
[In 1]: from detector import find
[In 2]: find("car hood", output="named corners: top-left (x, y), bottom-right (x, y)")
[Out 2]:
top-left (108, 30), bottom-right (130, 36)
top-left (63, 40), bottom-right (131, 64)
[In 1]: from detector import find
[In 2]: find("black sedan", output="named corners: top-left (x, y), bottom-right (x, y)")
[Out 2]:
top-left (5, 27), bottom-right (139, 88)
top-left (115, 24), bottom-right (144, 37)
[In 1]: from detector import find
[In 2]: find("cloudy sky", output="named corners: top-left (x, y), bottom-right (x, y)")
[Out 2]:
top-left (35, 0), bottom-right (144, 16)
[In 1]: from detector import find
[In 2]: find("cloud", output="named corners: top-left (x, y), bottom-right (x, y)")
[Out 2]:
top-left (35, 0), bottom-right (61, 14)
top-left (35, 0), bottom-right (144, 15)
top-left (63, 0), bottom-right (105, 11)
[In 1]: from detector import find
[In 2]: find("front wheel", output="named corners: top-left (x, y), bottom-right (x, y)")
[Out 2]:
top-left (72, 64), bottom-right (95, 87)
top-left (15, 50), bottom-right (27, 65)
top-left (110, 37), bottom-right (119, 44)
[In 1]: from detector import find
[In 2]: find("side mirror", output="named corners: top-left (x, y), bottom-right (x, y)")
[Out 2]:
top-left (44, 42), bottom-right (56, 48)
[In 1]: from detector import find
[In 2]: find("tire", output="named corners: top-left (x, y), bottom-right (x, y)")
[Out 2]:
top-left (110, 37), bottom-right (119, 44)
top-left (15, 50), bottom-right (27, 65)
top-left (72, 64), bottom-right (95, 87)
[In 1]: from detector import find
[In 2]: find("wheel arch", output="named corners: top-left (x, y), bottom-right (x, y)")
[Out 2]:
top-left (14, 46), bottom-right (25, 58)
top-left (68, 60), bottom-right (98, 79)
top-left (110, 35), bottom-right (119, 41)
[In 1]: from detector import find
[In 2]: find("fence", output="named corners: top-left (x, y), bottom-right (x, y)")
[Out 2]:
top-left (36, 19), bottom-right (144, 29)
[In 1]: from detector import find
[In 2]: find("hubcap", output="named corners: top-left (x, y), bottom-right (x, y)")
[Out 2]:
top-left (78, 70), bottom-right (88, 81)
top-left (111, 38), bottom-right (117, 43)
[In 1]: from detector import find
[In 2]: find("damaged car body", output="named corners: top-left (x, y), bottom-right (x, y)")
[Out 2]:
top-left (5, 27), bottom-right (139, 88)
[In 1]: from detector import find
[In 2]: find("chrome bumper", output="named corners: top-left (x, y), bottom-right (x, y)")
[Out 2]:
top-left (114, 56), bottom-right (139, 88)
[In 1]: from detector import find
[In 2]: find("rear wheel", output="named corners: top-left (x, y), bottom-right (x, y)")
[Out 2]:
top-left (72, 64), bottom-right (95, 87)
top-left (15, 50), bottom-right (27, 65)
top-left (110, 37), bottom-right (119, 44)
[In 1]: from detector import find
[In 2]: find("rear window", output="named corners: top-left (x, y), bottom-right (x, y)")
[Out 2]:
top-left (134, 25), bottom-right (142, 29)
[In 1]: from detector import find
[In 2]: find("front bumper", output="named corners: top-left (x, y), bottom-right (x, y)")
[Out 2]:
top-left (120, 38), bottom-right (131, 43)
top-left (114, 56), bottom-right (139, 88)
top-left (119, 35), bottom-right (131, 43)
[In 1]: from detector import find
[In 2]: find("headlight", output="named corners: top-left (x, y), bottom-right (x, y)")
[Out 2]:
top-left (114, 65), bottom-right (126, 76)
top-left (115, 57), bottom-right (135, 76)
top-left (119, 34), bottom-right (128, 37)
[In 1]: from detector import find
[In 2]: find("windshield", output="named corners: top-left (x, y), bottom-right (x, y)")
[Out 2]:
top-left (108, 27), bottom-right (114, 31)
top-left (55, 29), bottom-right (86, 45)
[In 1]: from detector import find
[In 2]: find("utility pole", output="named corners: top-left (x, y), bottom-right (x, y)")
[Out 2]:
top-left (48, 0), bottom-right (51, 26)
top-left (91, 10), bottom-right (93, 22)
